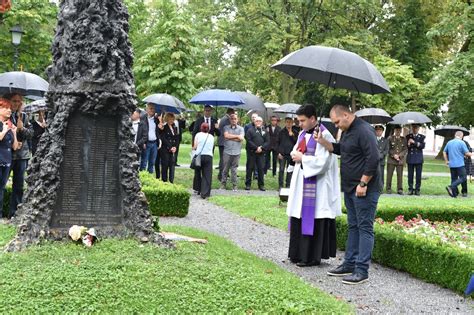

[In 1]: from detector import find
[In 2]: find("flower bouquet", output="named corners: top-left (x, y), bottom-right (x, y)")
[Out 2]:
top-left (68, 225), bottom-right (98, 247)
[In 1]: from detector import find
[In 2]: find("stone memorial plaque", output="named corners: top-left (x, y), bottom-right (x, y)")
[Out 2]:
top-left (51, 113), bottom-right (124, 228)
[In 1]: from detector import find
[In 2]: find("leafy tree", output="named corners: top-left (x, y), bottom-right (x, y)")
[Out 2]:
top-left (0, 0), bottom-right (58, 76)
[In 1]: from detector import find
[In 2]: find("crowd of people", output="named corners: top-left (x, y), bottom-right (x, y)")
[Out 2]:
top-left (0, 94), bottom-right (46, 220)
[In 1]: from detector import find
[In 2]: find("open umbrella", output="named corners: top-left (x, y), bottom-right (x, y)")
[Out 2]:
top-left (23, 99), bottom-right (48, 113)
top-left (272, 45), bottom-right (390, 94)
top-left (264, 102), bottom-right (280, 109)
top-left (189, 89), bottom-right (244, 106)
top-left (233, 91), bottom-right (265, 113)
top-left (389, 112), bottom-right (432, 125)
top-left (355, 108), bottom-right (393, 124)
top-left (143, 93), bottom-right (186, 114)
top-left (434, 125), bottom-right (470, 137)
top-left (0, 71), bottom-right (49, 97)
top-left (273, 103), bottom-right (301, 114)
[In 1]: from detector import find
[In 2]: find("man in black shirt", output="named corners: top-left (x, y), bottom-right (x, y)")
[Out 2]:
top-left (318, 104), bottom-right (380, 285)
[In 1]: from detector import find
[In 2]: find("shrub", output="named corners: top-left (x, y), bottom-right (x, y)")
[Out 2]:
top-left (181, 131), bottom-right (192, 144)
top-left (336, 216), bottom-right (474, 294)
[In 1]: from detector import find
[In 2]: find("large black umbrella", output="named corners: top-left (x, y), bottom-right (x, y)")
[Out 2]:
top-left (389, 112), bottom-right (432, 125)
top-left (273, 103), bottom-right (301, 114)
top-left (434, 125), bottom-right (470, 137)
top-left (233, 91), bottom-right (266, 113)
top-left (0, 71), bottom-right (49, 97)
top-left (143, 93), bottom-right (186, 114)
top-left (272, 45), bottom-right (390, 94)
top-left (355, 108), bottom-right (393, 124)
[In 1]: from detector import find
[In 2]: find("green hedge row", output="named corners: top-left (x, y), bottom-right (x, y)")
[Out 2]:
top-left (342, 205), bottom-right (474, 223)
top-left (2, 175), bottom-right (190, 218)
top-left (336, 216), bottom-right (474, 294)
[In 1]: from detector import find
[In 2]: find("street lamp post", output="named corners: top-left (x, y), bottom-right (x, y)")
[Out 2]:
top-left (10, 25), bottom-right (24, 71)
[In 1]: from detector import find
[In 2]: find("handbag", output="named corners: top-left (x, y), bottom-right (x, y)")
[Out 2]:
top-left (190, 134), bottom-right (210, 170)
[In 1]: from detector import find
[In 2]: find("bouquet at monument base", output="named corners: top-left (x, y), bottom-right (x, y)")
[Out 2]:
top-left (68, 225), bottom-right (98, 247)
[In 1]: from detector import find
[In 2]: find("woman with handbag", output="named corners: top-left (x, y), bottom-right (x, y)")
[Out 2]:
top-left (192, 122), bottom-right (214, 199)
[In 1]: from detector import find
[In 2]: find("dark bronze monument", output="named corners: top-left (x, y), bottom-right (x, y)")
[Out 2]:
top-left (5, 0), bottom-right (168, 251)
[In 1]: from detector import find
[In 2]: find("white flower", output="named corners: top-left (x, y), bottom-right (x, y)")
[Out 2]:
top-left (69, 225), bottom-right (87, 241)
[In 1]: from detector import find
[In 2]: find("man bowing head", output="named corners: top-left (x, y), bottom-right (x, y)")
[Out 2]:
top-left (287, 104), bottom-right (342, 267)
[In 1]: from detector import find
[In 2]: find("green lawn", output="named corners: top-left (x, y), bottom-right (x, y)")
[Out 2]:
top-left (0, 224), bottom-right (351, 314)
top-left (208, 195), bottom-right (474, 231)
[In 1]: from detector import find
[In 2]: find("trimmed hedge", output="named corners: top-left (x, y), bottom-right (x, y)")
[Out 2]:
top-left (2, 174), bottom-right (190, 218)
top-left (342, 205), bottom-right (474, 223)
top-left (336, 215), bottom-right (474, 294)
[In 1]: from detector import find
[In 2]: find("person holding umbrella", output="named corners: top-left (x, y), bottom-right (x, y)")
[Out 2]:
top-left (0, 98), bottom-right (19, 219)
top-left (406, 124), bottom-right (426, 195)
top-left (443, 131), bottom-right (472, 198)
top-left (3, 93), bottom-right (33, 219)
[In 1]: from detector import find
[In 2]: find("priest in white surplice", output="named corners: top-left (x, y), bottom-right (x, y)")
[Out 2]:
top-left (287, 104), bottom-right (342, 267)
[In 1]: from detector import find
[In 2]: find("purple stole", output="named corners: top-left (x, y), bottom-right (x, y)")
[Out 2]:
top-left (298, 131), bottom-right (317, 236)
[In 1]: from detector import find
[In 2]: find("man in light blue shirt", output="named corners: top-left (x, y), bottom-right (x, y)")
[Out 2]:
top-left (444, 131), bottom-right (472, 197)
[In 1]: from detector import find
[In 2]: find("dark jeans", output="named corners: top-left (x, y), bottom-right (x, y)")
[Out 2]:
top-left (278, 154), bottom-right (293, 188)
top-left (245, 151), bottom-right (265, 188)
top-left (0, 165), bottom-right (11, 217)
top-left (218, 145), bottom-right (224, 181)
top-left (378, 162), bottom-right (385, 192)
top-left (449, 166), bottom-right (467, 196)
top-left (265, 149), bottom-right (278, 176)
top-left (161, 150), bottom-right (175, 183)
top-left (9, 159), bottom-right (28, 218)
top-left (407, 163), bottom-right (423, 191)
top-left (154, 148), bottom-right (161, 179)
top-left (140, 141), bottom-right (157, 173)
top-left (343, 191), bottom-right (380, 277)
top-left (193, 155), bottom-right (213, 198)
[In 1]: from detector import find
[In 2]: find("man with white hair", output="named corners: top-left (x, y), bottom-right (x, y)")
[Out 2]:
top-left (245, 116), bottom-right (269, 190)
top-left (444, 131), bottom-right (472, 197)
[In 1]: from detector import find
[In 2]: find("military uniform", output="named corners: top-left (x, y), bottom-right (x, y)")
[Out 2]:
top-left (386, 136), bottom-right (407, 194)
top-left (406, 133), bottom-right (425, 194)
top-left (377, 136), bottom-right (389, 192)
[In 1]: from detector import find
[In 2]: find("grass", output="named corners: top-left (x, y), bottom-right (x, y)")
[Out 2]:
top-left (208, 194), bottom-right (474, 232)
top-left (0, 224), bottom-right (351, 313)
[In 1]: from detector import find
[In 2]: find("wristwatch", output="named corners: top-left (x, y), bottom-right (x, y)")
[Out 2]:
top-left (359, 181), bottom-right (367, 188)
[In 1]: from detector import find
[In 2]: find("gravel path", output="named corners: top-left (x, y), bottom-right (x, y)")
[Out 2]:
top-left (160, 195), bottom-right (474, 314)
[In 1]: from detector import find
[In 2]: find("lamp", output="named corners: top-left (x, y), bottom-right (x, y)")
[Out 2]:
top-left (10, 25), bottom-right (24, 70)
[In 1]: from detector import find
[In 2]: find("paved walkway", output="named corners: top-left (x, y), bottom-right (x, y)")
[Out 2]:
top-left (160, 194), bottom-right (474, 314)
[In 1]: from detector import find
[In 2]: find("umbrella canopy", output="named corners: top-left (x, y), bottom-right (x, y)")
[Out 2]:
top-left (272, 45), bottom-right (390, 95)
top-left (264, 102), bottom-right (280, 109)
top-left (389, 112), bottom-right (432, 125)
top-left (143, 93), bottom-right (186, 114)
top-left (233, 91), bottom-right (265, 113)
top-left (189, 89), bottom-right (244, 106)
top-left (355, 108), bottom-right (393, 124)
top-left (434, 125), bottom-right (470, 137)
top-left (273, 103), bottom-right (301, 114)
top-left (23, 99), bottom-right (48, 113)
top-left (0, 71), bottom-right (49, 97)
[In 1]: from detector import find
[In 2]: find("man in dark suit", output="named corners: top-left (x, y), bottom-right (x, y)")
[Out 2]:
top-left (192, 105), bottom-right (220, 143)
top-left (217, 108), bottom-right (235, 181)
top-left (278, 116), bottom-right (298, 188)
top-left (406, 124), bottom-right (425, 195)
top-left (245, 116), bottom-right (270, 191)
top-left (265, 115), bottom-right (281, 177)
top-left (140, 104), bottom-right (162, 176)
top-left (375, 125), bottom-right (389, 193)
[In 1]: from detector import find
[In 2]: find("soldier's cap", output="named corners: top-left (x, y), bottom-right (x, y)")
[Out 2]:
top-left (392, 124), bottom-right (402, 129)
top-left (374, 125), bottom-right (384, 130)
top-left (411, 123), bottom-right (421, 127)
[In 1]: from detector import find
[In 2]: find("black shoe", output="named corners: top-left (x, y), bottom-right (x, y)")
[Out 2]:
top-left (397, 190), bottom-right (403, 195)
top-left (259, 186), bottom-right (266, 191)
top-left (408, 190), bottom-right (414, 195)
top-left (327, 264), bottom-right (354, 277)
top-left (462, 193), bottom-right (468, 197)
top-left (386, 189), bottom-right (392, 194)
top-left (415, 190), bottom-right (420, 196)
top-left (342, 273), bottom-right (368, 285)
top-left (245, 186), bottom-right (251, 191)
top-left (446, 186), bottom-right (454, 197)
top-left (175, 164), bottom-right (181, 167)
top-left (296, 261), bottom-right (319, 267)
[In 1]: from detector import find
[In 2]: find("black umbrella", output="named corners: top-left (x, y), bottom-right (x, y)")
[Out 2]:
top-left (0, 71), bottom-right (49, 97)
top-left (272, 45), bottom-right (390, 94)
top-left (232, 91), bottom-right (266, 114)
top-left (273, 103), bottom-right (301, 114)
top-left (434, 125), bottom-right (470, 137)
top-left (355, 108), bottom-right (393, 124)
top-left (389, 112), bottom-right (432, 125)
top-left (143, 93), bottom-right (186, 114)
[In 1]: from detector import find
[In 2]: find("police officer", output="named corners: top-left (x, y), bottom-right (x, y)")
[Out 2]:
top-left (375, 125), bottom-right (389, 193)
top-left (386, 125), bottom-right (407, 194)
top-left (406, 124), bottom-right (425, 195)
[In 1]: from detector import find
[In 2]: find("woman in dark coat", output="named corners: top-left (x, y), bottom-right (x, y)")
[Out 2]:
top-left (159, 113), bottom-right (179, 183)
